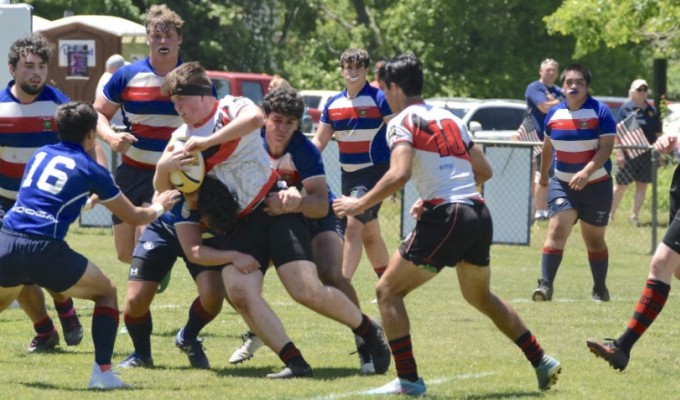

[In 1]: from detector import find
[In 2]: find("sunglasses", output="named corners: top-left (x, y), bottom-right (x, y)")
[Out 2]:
top-left (637, 87), bottom-right (648, 92)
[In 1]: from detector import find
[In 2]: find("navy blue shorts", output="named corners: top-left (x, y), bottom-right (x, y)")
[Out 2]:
top-left (306, 202), bottom-right (343, 239)
top-left (0, 229), bottom-right (87, 292)
top-left (547, 176), bottom-right (612, 226)
top-left (131, 219), bottom-right (224, 282)
top-left (112, 163), bottom-right (156, 225)
top-left (217, 204), bottom-right (313, 273)
top-left (399, 201), bottom-right (492, 271)
top-left (341, 163), bottom-right (389, 224)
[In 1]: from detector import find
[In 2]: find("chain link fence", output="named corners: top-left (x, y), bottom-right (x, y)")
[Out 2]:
top-left (79, 137), bottom-right (668, 255)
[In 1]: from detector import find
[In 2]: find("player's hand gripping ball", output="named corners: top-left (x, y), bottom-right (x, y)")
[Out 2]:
top-left (168, 137), bottom-right (205, 193)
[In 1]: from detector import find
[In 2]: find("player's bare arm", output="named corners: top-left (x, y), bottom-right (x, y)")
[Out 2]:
top-left (469, 144), bottom-right (493, 186)
top-left (183, 103), bottom-right (264, 153)
top-left (93, 95), bottom-right (137, 153)
top-left (333, 142), bottom-right (412, 218)
top-left (569, 135), bottom-right (615, 191)
top-left (104, 189), bottom-right (179, 226)
top-left (312, 122), bottom-right (334, 152)
top-left (264, 176), bottom-right (328, 218)
top-left (175, 224), bottom-right (259, 273)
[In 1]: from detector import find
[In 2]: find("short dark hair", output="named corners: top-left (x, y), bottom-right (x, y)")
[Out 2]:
top-left (560, 63), bottom-right (592, 86)
top-left (161, 62), bottom-right (213, 97)
top-left (198, 176), bottom-right (239, 234)
top-left (56, 101), bottom-right (98, 143)
top-left (379, 53), bottom-right (423, 96)
top-left (340, 48), bottom-right (370, 69)
top-left (8, 34), bottom-right (52, 67)
top-left (261, 87), bottom-right (305, 121)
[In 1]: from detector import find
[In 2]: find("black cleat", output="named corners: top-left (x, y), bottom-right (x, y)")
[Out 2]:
top-left (532, 279), bottom-right (553, 301)
top-left (587, 339), bottom-right (629, 371)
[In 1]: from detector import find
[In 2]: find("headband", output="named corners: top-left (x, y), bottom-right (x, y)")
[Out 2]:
top-left (173, 83), bottom-right (213, 97)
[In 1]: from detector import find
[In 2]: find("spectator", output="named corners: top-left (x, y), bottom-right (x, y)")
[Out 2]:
top-left (369, 60), bottom-right (385, 88)
top-left (525, 58), bottom-right (564, 221)
top-left (532, 64), bottom-right (617, 303)
top-left (95, 54), bottom-right (127, 127)
top-left (610, 79), bottom-right (661, 225)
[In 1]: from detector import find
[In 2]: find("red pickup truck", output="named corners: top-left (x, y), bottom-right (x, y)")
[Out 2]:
top-left (206, 70), bottom-right (273, 105)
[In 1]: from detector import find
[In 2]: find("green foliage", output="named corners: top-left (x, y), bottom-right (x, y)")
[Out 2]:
top-left (546, 0), bottom-right (680, 59)
top-left (21, 0), bottom-right (657, 98)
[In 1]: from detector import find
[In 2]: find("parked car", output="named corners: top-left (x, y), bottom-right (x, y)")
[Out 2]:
top-left (424, 97), bottom-right (527, 140)
top-left (300, 90), bottom-right (338, 134)
top-left (207, 70), bottom-right (273, 106)
top-left (594, 96), bottom-right (628, 119)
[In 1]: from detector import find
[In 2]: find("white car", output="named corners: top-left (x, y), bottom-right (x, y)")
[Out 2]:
top-left (300, 90), bottom-right (338, 134)
top-left (424, 97), bottom-right (527, 140)
top-left (663, 103), bottom-right (680, 136)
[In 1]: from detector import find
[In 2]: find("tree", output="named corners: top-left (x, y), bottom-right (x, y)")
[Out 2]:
top-left (546, 0), bottom-right (680, 98)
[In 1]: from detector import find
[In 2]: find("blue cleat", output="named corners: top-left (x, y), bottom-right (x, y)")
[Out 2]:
top-left (365, 377), bottom-right (426, 396)
top-left (535, 354), bottom-right (561, 390)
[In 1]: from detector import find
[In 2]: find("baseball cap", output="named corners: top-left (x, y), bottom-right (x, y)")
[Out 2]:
top-left (630, 79), bottom-right (648, 91)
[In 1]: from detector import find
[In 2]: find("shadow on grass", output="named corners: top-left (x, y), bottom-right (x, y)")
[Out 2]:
top-left (212, 365), bottom-right (358, 380)
top-left (460, 391), bottom-right (543, 399)
top-left (19, 381), bottom-right (134, 392)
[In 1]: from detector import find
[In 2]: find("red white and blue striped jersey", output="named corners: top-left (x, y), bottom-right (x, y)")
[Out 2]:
top-left (387, 103), bottom-right (482, 205)
top-left (544, 96), bottom-right (616, 183)
top-left (103, 57), bottom-right (183, 169)
top-left (319, 83), bottom-right (392, 172)
top-left (171, 96), bottom-right (276, 218)
top-left (3, 141), bottom-right (121, 240)
top-left (0, 82), bottom-right (69, 200)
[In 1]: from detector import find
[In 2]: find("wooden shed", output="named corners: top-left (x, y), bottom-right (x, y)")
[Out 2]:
top-left (36, 15), bottom-right (147, 103)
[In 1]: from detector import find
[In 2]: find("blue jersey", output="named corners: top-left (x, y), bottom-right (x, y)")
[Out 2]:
top-left (544, 96), bottom-right (617, 184)
top-left (3, 142), bottom-right (121, 240)
top-left (525, 80), bottom-right (563, 140)
top-left (0, 82), bottom-right (69, 200)
top-left (320, 83), bottom-right (392, 172)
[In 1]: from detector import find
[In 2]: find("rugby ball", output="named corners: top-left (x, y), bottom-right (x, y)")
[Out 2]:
top-left (168, 137), bottom-right (205, 193)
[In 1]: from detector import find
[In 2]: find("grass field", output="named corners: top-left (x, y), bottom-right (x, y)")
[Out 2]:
top-left (2, 205), bottom-right (680, 399)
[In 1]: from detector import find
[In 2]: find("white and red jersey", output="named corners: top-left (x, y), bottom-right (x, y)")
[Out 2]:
top-left (171, 95), bottom-right (276, 217)
top-left (387, 103), bottom-right (482, 205)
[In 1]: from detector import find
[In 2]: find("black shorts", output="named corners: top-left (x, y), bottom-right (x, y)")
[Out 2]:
top-left (399, 201), bottom-right (492, 271)
top-left (662, 212), bottom-right (680, 255)
top-left (0, 229), bottom-right (88, 292)
top-left (131, 219), bottom-right (224, 282)
top-left (218, 204), bottom-right (313, 273)
top-left (341, 164), bottom-right (389, 224)
top-left (112, 163), bottom-right (155, 225)
top-left (0, 197), bottom-right (15, 229)
top-left (615, 151), bottom-right (653, 185)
